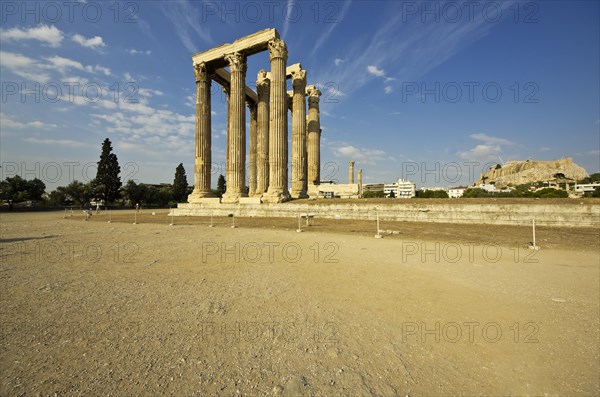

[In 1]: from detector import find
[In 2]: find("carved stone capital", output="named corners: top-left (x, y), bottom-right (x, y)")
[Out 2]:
top-left (224, 52), bottom-right (247, 74)
top-left (256, 69), bottom-right (270, 93)
top-left (307, 86), bottom-right (321, 106)
top-left (268, 38), bottom-right (288, 62)
top-left (194, 62), bottom-right (210, 83)
top-left (291, 69), bottom-right (307, 91)
top-left (307, 85), bottom-right (321, 97)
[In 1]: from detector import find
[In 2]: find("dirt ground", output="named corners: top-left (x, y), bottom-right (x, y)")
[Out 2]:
top-left (1, 210), bottom-right (599, 396)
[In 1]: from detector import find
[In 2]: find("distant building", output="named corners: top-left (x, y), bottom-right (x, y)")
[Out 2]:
top-left (384, 179), bottom-right (416, 198)
top-left (477, 183), bottom-right (497, 192)
top-left (448, 186), bottom-right (468, 198)
top-left (362, 183), bottom-right (384, 194)
top-left (420, 187), bottom-right (448, 192)
top-left (574, 182), bottom-right (600, 193)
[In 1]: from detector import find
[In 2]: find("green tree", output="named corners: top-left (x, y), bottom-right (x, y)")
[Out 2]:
top-left (144, 185), bottom-right (159, 206)
top-left (0, 176), bottom-right (46, 208)
top-left (579, 173), bottom-right (600, 184)
top-left (158, 186), bottom-right (173, 207)
top-left (362, 190), bottom-right (385, 198)
top-left (533, 188), bottom-right (568, 198)
top-left (216, 174), bottom-right (226, 197)
top-left (172, 163), bottom-right (189, 202)
top-left (462, 188), bottom-right (490, 198)
top-left (95, 138), bottom-right (121, 204)
top-left (388, 190), bottom-right (396, 198)
top-left (62, 180), bottom-right (95, 207)
top-left (122, 180), bottom-right (146, 207)
top-left (48, 189), bottom-right (67, 206)
top-left (417, 190), bottom-right (448, 198)
top-left (27, 178), bottom-right (46, 201)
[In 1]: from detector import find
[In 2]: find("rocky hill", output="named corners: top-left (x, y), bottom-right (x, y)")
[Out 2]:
top-left (475, 158), bottom-right (588, 187)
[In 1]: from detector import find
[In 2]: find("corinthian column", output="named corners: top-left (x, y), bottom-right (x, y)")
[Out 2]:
top-left (291, 69), bottom-right (308, 198)
top-left (222, 52), bottom-right (248, 203)
top-left (349, 161), bottom-right (355, 184)
top-left (306, 86), bottom-right (322, 195)
top-left (188, 62), bottom-right (215, 202)
top-left (255, 70), bottom-right (270, 196)
top-left (248, 101), bottom-right (257, 197)
top-left (264, 38), bottom-right (290, 203)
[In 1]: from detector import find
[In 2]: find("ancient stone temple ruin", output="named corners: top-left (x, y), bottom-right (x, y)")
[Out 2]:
top-left (186, 28), bottom-right (324, 204)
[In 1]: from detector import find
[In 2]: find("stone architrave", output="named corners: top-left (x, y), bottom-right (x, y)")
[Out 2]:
top-left (188, 62), bottom-right (215, 201)
top-left (291, 69), bottom-right (308, 198)
top-left (248, 101), bottom-right (258, 196)
top-left (222, 52), bottom-right (248, 203)
top-left (306, 86), bottom-right (322, 193)
top-left (255, 70), bottom-right (270, 196)
top-left (264, 38), bottom-right (290, 203)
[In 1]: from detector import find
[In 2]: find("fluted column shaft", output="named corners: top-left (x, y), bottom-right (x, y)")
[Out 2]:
top-left (291, 69), bottom-right (308, 198)
top-left (248, 102), bottom-right (257, 196)
top-left (265, 39), bottom-right (290, 202)
top-left (349, 161), bottom-right (355, 184)
top-left (222, 52), bottom-right (247, 202)
top-left (307, 87), bottom-right (322, 188)
top-left (189, 62), bottom-right (215, 201)
top-left (255, 71), bottom-right (270, 196)
top-left (358, 168), bottom-right (363, 197)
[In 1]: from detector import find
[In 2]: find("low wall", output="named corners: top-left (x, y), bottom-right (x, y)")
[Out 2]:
top-left (174, 201), bottom-right (600, 227)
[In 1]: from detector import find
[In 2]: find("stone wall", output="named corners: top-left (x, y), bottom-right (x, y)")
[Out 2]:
top-left (174, 202), bottom-right (600, 227)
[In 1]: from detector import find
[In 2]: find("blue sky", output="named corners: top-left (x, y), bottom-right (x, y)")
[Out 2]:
top-left (1, 0), bottom-right (599, 190)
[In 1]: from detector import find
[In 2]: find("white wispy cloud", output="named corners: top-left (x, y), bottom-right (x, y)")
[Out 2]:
top-left (24, 137), bottom-right (91, 148)
top-left (129, 49), bottom-right (152, 55)
top-left (0, 113), bottom-right (58, 130)
top-left (72, 34), bottom-right (106, 49)
top-left (539, 146), bottom-right (551, 152)
top-left (368, 65), bottom-right (395, 94)
top-left (313, 1), bottom-right (515, 104)
top-left (334, 58), bottom-right (344, 66)
top-left (0, 24), bottom-right (63, 47)
top-left (45, 55), bottom-right (111, 76)
top-left (0, 51), bottom-right (51, 81)
top-left (330, 143), bottom-right (392, 165)
top-left (282, 0), bottom-right (296, 38)
top-left (160, 0), bottom-right (213, 54)
top-left (458, 133), bottom-right (515, 162)
top-left (311, 1), bottom-right (353, 56)
top-left (139, 88), bottom-right (164, 98)
top-left (470, 133), bottom-right (514, 146)
top-left (367, 65), bottom-right (385, 77)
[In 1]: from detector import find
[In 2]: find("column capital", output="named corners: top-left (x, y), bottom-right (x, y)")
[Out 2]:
top-left (268, 38), bottom-right (288, 62)
top-left (224, 52), bottom-right (247, 74)
top-left (194, 62), bottom-right (210, 84)
top-left (256, 69), bottom-right (270, 93)
top-left (291, 69), bottom-right (307, 90)
top-left (306, 85), bottom-right (321, 98)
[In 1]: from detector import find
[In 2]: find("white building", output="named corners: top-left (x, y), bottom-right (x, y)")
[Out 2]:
top-left (420, 187), bottom-right (448, 192)
top-left (384, 179), bottom-right (416, 198)
top-left (448, 186), bottom-right (468, 198)
top-left (477, 183), bottom-right (497, 192)
top-left (574, 182), bottom-right (600, 193)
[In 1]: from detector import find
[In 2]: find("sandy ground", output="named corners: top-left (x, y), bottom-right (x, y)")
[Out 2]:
top-left (1, 210), bottom-right (598, 396)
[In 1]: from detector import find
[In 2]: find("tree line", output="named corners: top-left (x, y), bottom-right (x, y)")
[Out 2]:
top-left (0, 138), bottom-right (213, 209)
